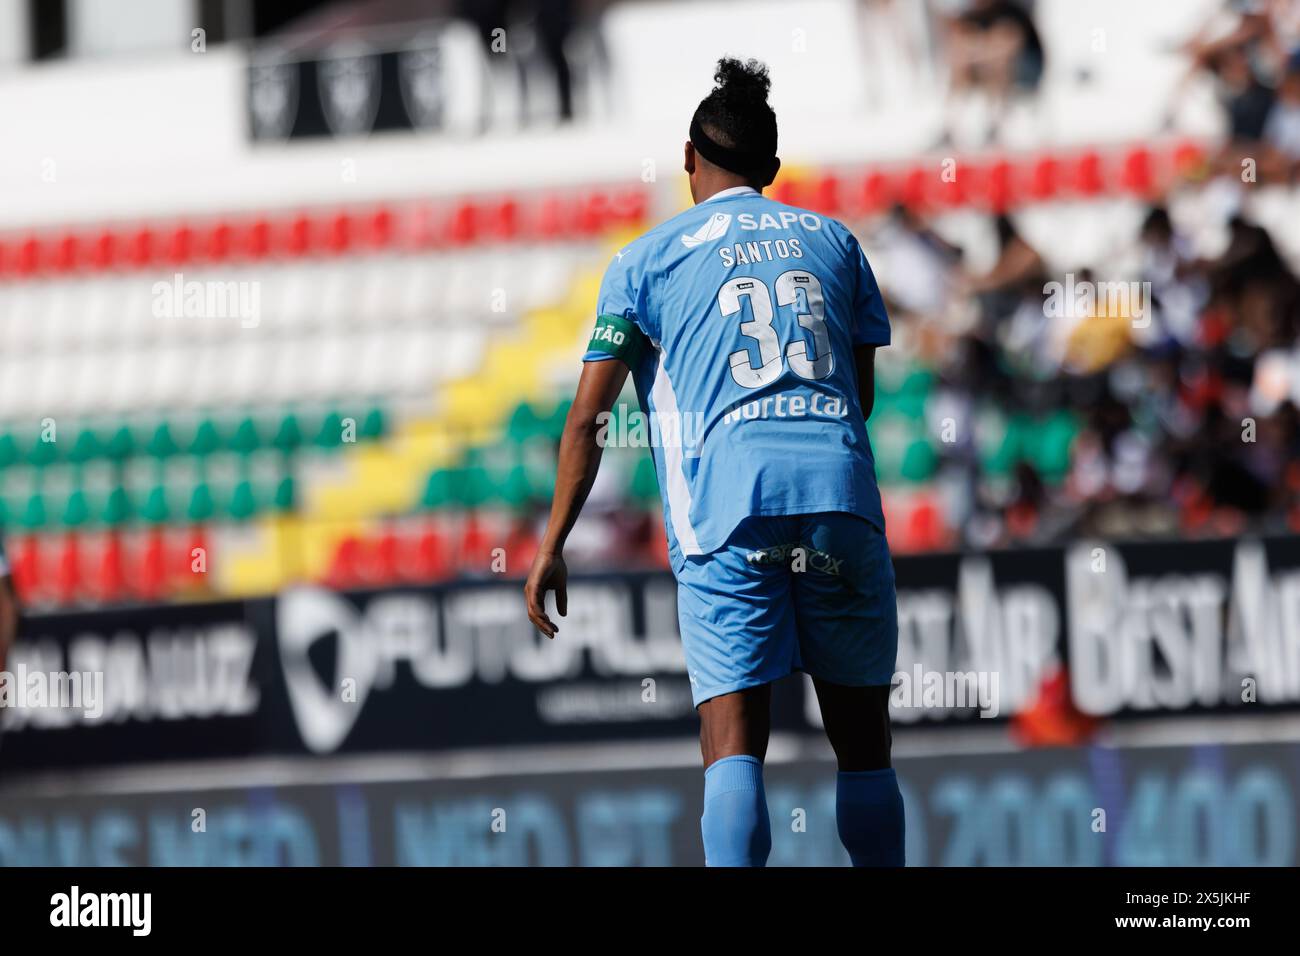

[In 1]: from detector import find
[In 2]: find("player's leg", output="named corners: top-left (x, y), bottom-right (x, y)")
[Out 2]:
top-left (697, 683), bottom-right (772, 867)
top-left (793, 512), bottom-right (904, 866)
top-left (675, 516), bottom-right (798, 867)
top-left (813, 678), bottom-right (904, 866)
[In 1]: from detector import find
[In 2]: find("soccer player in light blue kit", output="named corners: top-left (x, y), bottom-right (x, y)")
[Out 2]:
top-left (525, 57), bottom-right (903, 867)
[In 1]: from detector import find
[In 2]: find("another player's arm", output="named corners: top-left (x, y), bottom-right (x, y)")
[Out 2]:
top-left (854, 345), bottom-right (877, 420)
top-left (0, 570), bottom-right (17, 675)
top-left (524, 357), bottom-right (630, 638)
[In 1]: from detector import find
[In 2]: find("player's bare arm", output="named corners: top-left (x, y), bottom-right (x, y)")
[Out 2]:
top-left (0, 573), bottom-right (17, 675)
top-left (854, 344), bottom-right (877, 420)
top-left (524, 356), bottom-right (630, 638)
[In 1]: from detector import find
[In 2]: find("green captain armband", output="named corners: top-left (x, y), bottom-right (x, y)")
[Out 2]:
top-left (587, 313), bottom-right (647, 366)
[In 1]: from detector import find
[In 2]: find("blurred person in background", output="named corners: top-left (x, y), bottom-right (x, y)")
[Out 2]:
top-left (0, 533), bottom-right (13, 675)
top-left (1259, 51), bottom-right (1300, 180)
top-left (1137, 206), bottom-right (1209, 346)
top-left (939, 0), bottom-right (1044, 146)
top-left (458, 0), bottom-right (607, 130)
top-left (0, 531), bottom-right (16, 761)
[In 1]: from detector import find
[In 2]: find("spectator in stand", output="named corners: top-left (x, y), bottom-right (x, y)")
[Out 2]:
top-left (1260, 51), bottom-right (1300, 179)
top-left (1137, 206), bottom-right (1209, 346)
top-left (940, 0), bottom-right (1045, 146)
top-left (0, 532), bottom-right (17, 759)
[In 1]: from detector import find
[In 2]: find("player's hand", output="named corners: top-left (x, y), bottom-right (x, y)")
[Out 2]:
top-left (524, 549), bottom-right (568, 638)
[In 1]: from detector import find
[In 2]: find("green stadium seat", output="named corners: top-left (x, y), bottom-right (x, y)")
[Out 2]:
top-left (272, 413), bottom-right (303, 453)
top-left (421, 469), bottom-right (456, 510)
top-left (272, 475), bottom-right (295, 512)
top-left (187, 482), bottom-right (216, 523)
top-left (142, 484), bottom-right (170, 524)
top-left (230, 416), bottom-right (261, 455)
top-left (315, 411), bottom-right (344, 450)
top-left (20, 492), bottom-right (47, 530)
top-left (146, 423), bottom-right (179, 459)
top-left (228, 479), bottom-right (258, 521)
top-left (102, 485), bottom-right (133, 526)
top-left (69, 427), bottom-right (102, 463)
top-left (360, 406), bottom-right (387, 442)
top-left (62, 489), bottom-right (90, 528)
top-left (189, 418), bottom-right (222, 458)
top-left (630, 454), bottom-right (660, 501)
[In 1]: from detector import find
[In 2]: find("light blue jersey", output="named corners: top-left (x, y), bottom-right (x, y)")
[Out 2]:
top-left (584, 185), bottom-right (890, 569)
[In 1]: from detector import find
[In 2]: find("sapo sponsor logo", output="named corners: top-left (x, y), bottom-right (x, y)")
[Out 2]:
top-left (734, 211), bottom-right (823, 231)
top-left (50, 886), bottom-right (151, 936)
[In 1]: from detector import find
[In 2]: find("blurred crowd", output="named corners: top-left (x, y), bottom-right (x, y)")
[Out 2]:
top-left (857, 0), bottom-right (1300, 551)
top-left (564, 0), bottom-right (1300, 564)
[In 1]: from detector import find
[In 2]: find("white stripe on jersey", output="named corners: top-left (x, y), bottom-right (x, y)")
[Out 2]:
top-left (649, 348), bottom-right (703, 555)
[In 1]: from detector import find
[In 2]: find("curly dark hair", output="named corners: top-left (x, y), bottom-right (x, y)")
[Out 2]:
top-left (692, 57), bottom-right (778, 180)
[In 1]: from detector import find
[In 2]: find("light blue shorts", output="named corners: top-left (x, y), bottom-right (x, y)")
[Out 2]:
top-left (675, 512), bottom-right (898, 706)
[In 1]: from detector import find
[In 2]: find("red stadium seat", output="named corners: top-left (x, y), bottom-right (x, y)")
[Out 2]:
top-left (486, 198), bottom-right (520, 242)
top-left (207, 220), bottom-right (233, 261)
top-left (1071, 151), bottom-right (1104, 196)
top-left (372, 527), bottom-right (404, 584)
top-left (326, 212), bottom-right (353, 254)
top-left (412, 523), bottom-right (450, 581)
top-left (810, 175), bottom-right (842, 216)
top-left (1026, 155), bottom-right (1060, 201)
top-left (16, 236), bottom-right (40, 276)
top-left (165, 225), bottom-right (194, 265)
top-left (10, 535), bottom-right (44, 604)
top-left (857, 170), bottom-right (895, 215)
top-left (325, 535), bottom-right (367, 589)
top-left (138, 529), bottom-right (168, 601)
top-left (447, 202), bottom-right (478, 245)
top-left (241, 218), bottom-right (271, 259)
top-left (52, 533), bottom-right (82, 606)
top-left (1120, 147), bottom-right (1154, 196)
top-left (89, 230), bottom-right (118, 270)
top-left (94, 533), bottom-right (126, 604)
top-left (900, 166), bottom-right (931, 211)
top-left (127, 228), bottom-right (157, 267)
top-left (53, 234), bottom-right (82, 272)
top-left (456, 513), bottom-right (491, 574)
top-left (983, 158), bottom-right (1015, 211)
top-left (285, 215), bottom-right (312, 256)
top-left (365, 206), bottom-right (394, 248)
top-left (536, 195), bottom-right (564, 239)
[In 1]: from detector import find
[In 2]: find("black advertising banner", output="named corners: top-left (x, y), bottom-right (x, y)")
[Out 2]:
top-left (1, 536), bottom-right (1298, 772)
top-left (1, 741), bottom-right (1296, 867)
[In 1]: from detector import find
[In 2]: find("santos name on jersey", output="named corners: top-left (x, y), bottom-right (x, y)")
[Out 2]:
top-left (583, 185), bottom-right (890, 570)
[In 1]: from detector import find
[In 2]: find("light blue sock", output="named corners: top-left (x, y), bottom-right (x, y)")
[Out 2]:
top-left (836, 768), bottom-right (905, 867)
top-left (701, 755), bottom-right (771, 867)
